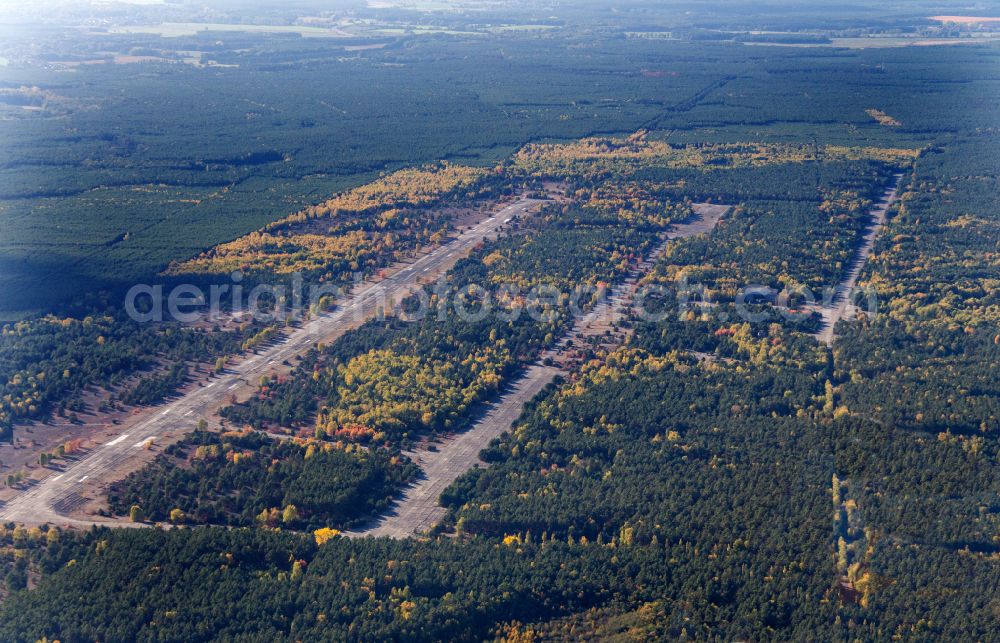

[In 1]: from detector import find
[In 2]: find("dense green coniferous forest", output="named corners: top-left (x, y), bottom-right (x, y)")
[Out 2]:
top-left (1, 1), bottom-right (999, 640)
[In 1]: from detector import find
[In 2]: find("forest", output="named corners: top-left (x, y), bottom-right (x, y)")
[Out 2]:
top-left (3, 17), bottom-right (972, 314)
top-left (0, 313), bottom-right (259, 442)
top-left (1, 12), bottom-right (999, 642)
top-left (0, 33), bottom-right (728, 315)
top-left (3, 140), bottom-right (997, 639)
top-left (0, 164), bottom-right (513, 444)
top-left (167, 163), bottom-right (506, 283)
top-left (107, 430), bottom-right (417, 530)
top-left (221, 196), bottom-right (668, 443)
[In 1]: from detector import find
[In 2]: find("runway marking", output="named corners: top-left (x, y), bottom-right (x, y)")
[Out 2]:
top-left (1, 198), bottom-right (543, 524)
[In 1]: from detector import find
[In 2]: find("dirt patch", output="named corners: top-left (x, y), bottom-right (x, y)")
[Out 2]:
top-left (866, 108), bottom-right (901, 127)
top-left (113, 55), bottom-right (171, 65)
top-left (641, 69), bottom-right (681, 78)
top-left (930, 16), bottom-right (1000, 25)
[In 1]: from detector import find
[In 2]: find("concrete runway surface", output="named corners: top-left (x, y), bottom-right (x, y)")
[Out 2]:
top-left (0, 197), bottom-right (543, 526)
top-left (347, 205), bottom-right (729, 538)
top-left (812, 175), bottom-right (902, 345)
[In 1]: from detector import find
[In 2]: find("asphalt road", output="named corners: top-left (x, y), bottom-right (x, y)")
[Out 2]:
top-left (0, 196), bottom-right (543, 526)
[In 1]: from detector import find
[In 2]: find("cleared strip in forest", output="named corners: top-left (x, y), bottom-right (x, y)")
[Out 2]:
top-left (344, 363), bottom-right (562, 538)
top-left (813, 174), bottom-right (903, 346)
top-left (0, 197), bottom-right (543, 527)
top-left (644, 75), bottom-right (736, 130)
top-left (346, 204), bottom-right (729, 539)
top-left (568, 203), bottom-right (731, 346)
